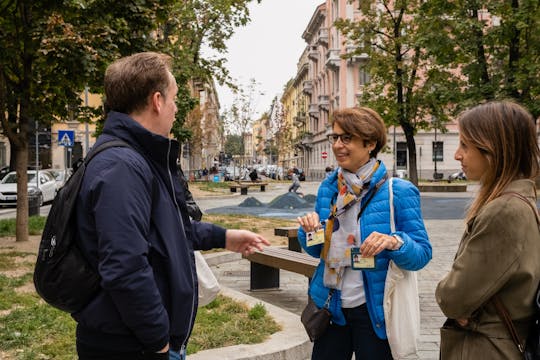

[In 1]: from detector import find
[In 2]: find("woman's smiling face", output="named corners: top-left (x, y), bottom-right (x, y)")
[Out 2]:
top-left (331, 122), bottom-right (375, 172)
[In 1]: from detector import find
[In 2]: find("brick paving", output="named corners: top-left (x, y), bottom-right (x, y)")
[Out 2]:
top-left (201, 181), bottom-right (467, 360)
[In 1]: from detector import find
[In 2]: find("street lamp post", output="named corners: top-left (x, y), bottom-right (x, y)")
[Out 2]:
top-left (392, 125), bottom-right (396, 177)
top-left (35, 121), bottom-right (39, 190)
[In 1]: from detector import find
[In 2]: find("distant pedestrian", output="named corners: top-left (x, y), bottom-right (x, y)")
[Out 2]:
top-left (436, 101), bottom-right (540, 359)
top-left (288, 170), bottom-right (302, 196)
top-left (297, 107), bottom-right (432, 359)
top-left (325, 166), bottom-right (334, 179)
top-left (249, 168), bottom-right (258, 182)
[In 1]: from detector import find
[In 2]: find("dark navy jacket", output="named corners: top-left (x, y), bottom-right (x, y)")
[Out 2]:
top-left (73, 111), bottom-right (226, 353)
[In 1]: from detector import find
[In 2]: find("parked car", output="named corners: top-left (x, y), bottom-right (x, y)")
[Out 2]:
top-left (0, 170), bottom-right (57, 206)
top-left (44, 168), bottom-right (72, 192)
top-left (448, 171), bottom-right (467, 182)
top-left (0, 166), bottom-right (10, 180)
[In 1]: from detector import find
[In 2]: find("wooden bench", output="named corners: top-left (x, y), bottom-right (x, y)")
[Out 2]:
top-left (229, 182), bottom-right (269, 195)
top-left (243, 247), bottom-right (319, 291)
top-left (274, 226), bottom-right (301, 252)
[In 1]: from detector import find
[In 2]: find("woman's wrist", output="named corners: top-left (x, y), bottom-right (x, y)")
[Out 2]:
top-left (390, 234), bottom-right (404, 250)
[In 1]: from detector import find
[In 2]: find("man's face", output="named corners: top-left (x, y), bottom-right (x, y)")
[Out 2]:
top-left (156, 71), bottom-right (178, 137)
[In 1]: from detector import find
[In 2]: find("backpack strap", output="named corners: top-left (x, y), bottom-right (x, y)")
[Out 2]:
top-left (85, 140), bottom-right (132, 164)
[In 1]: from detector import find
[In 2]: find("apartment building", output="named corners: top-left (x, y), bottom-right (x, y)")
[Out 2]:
top-left (286, 0), bottom-right (462, 181)
top-left (173, 79), bottom-right (224, 176)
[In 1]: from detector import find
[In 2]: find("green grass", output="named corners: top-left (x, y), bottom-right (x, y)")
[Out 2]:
top-left (0, 216), bottom-right (46, 237)
top-left (191, 181), bottom-right (230, 192)
top-left (0, 216), bottom-right (282, 359)
top-left (188, 296), bottom-right (281, 354)
top-left (204, 213), bottom-right (295, 234)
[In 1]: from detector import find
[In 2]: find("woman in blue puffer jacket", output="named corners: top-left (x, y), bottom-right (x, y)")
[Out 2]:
top-left (297, 107), bottom-right (432, 360)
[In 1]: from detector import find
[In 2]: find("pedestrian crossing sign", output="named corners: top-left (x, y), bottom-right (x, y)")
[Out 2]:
top-left (58, 130), bottom-right (75, 147)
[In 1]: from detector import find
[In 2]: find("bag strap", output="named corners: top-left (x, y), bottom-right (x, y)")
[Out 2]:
top-left (389, 177), bottom-right (395, 233)
top-left (491, 191), bottom-right (539, 354)
top-left (492, 296), bottom-right (525, 353)
top-left (356, 174), bottom-right (388, 221)
top-left (502, 191), bottom-right (540, 227)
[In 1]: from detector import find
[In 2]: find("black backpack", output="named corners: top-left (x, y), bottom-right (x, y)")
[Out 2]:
top-left (33, 140), bottom-right (130, 313)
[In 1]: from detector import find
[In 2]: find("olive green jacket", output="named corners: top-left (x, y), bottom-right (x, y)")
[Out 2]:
top-left (436, 179), bottom-right (540, 359)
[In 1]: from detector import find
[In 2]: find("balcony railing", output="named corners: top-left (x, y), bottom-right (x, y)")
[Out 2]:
top-left (294, 113), bottom-right (306, 126)
top-left (325, 49), bottom-right (341, 69)
top-left (346, 45), bottom-right (369, 63)
top-left (318, 95), bottom-right (330, 111)
top-left (303, 80), bottom-right (313, 95)
top-left (317, 28), bottom-right (328, 46)
top-left (308, 103), bottom-right (319, 117)
top-left (308, 46), bottom-right (319, 61)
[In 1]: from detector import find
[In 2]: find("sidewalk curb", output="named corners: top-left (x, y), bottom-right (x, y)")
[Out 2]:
top-left (191, 252), bottom-right (312, 360)
top-left (189, 286), bottom-right (312, 360)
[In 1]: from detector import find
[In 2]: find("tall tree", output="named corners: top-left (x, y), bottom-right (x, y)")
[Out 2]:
top-left (0, 0), bottom-right (170, 241)
top-left (0, 0), bottom-right (260, 241)
top-left (335, 0), bottom-right (461, 185)
top-left (160, 0), bottom-right (261, 143)
top-left (420, 0), bottom-right (540, 117)
top-left (221, 78), bottom-right (264, 151)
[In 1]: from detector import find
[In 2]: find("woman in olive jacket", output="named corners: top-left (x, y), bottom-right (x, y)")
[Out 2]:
top-left (436, 101), bottom-right (540, 359)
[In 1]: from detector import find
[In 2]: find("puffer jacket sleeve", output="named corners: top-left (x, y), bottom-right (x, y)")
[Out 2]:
top-left (388, 179), bottom-right (432, 271)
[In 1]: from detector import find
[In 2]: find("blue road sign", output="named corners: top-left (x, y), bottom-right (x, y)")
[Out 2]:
top-left (58, 130), bottom-right (75, 147)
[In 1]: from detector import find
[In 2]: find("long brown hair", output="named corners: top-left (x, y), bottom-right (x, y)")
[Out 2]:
top-left (459, 101), bottom-right (540, 221)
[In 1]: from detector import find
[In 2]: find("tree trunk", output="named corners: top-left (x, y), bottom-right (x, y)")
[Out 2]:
top-left (15, 145), bottom-right (29, 242)
top-left (403, 123), bottom-right (418, 186)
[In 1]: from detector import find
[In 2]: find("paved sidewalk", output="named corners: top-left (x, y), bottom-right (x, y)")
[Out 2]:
top-left (196, 181), bottom-right (469, 359)
top-left (208, 219), bottom-right (462, 360)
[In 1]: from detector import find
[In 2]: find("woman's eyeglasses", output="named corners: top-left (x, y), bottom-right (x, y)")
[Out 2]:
top-left (327, 133), bottom-right (354, 145)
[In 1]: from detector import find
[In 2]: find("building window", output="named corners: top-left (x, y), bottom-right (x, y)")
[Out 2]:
top-left (396, 142), bottom-right (407, 168)
top-left (432, 141), bottom-right (443, 162)
top-left (359, 65), bottom-right (370, 85)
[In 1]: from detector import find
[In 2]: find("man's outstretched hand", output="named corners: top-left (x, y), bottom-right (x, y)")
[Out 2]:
top-left (225, 229), bottom-right (270, 257)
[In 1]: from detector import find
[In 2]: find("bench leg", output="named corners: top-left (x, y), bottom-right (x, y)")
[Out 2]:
top-left (260, 185), bottom-right (266, 192)
top-left (240, 187), bottom-right (248, 195)
top-left (230, 187), bottom-right (237, 193)
top-left (250, 262), bottom-right (280, 290)
top-left (288, 236), bottom-right (302, 252)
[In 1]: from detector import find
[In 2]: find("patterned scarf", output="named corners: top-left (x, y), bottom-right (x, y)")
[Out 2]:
top-left (322, 158), bottom-right (379, 289)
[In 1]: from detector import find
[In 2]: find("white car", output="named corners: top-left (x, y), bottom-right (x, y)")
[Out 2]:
top-left (44, 168), bottom-right (72, 192)
top-left (0, 170), bottom-right (57, 206)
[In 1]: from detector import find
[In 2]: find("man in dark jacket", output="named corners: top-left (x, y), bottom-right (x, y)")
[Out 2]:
top-left (74, 52), bottom-right (269, 360)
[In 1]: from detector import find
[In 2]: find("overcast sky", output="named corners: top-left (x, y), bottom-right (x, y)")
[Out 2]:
top-left (214, 0), bottom-right (323, 118)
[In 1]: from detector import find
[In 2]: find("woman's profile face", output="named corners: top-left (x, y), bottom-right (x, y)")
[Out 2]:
top-left (454, 134), bottom-right (488, 181)
top-left (331, 123), bottom-right (375, 172)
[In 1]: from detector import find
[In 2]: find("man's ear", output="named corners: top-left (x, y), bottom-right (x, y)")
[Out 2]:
top-left (151, 91), bottom-right (162, 113)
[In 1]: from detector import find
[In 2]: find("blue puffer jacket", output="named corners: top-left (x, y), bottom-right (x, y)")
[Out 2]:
top-left (299, 161), bottom-right (432, 339)
top-left (73, 112), bottom-right (226, 353)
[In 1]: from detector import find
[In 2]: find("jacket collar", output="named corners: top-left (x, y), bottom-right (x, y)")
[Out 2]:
top-left (503, 179), bottom-right (537, 199)
top-left (326, 160), bottom-right (388, 194)
top-left (102, 111), bottom-right (179, 168)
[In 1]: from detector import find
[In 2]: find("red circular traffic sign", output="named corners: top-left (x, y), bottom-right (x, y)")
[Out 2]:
top-left (321, 151), bottom-right (328, 159)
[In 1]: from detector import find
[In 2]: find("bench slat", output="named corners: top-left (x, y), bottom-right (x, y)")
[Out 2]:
top-left (244, 247), bottom-right (318, 277)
